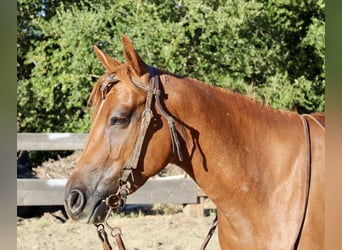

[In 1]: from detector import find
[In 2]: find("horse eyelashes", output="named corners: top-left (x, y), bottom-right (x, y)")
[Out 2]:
top-left (110, 114), bottom-right (131, 126)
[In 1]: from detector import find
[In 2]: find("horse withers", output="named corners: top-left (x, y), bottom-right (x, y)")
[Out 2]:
top-left (64, 36), bottom-right (325, 249)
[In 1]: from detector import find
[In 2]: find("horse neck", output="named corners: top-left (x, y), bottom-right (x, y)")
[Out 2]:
top-left (161, 72), bottom-right (300, 209)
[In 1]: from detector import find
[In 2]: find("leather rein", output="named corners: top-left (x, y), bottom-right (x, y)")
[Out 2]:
top-left (293, 114), bottom-right (325, 249)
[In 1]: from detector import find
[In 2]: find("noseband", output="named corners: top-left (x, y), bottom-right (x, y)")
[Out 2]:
top-left (99, 66), bottom-right (183, 209)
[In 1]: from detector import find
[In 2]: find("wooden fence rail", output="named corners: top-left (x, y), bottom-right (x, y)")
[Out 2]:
top-left (17, 176), bottom-right (198, 206)
top-left (17, 133), bottom-right (203, 209)
top-left (17, 133), bottom-right (88, 151)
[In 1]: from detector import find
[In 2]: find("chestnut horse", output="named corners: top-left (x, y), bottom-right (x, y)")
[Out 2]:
top-left (64, 35), bottom-right (325, 249)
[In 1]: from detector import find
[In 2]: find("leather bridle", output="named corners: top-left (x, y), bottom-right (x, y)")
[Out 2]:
top-left (100, 66), bottom-right (183, 209)
top-left (95, 66), bottom-right (186, 250)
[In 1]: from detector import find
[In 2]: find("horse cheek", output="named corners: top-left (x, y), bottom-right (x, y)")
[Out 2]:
top-left (108, 135), bottom-right (126, 160)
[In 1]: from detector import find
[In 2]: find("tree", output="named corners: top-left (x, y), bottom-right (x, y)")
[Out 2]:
top-left (17, 0), bottom-right (325, 134)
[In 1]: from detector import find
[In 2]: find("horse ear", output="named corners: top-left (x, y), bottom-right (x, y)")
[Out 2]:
top-left (94, 45), bottom-right (121, 71)
top-left (122, 35), bottom-right (149, 76)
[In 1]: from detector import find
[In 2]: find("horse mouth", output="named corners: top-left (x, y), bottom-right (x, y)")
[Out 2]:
top-left (88, 199), bottom-right (109, 224)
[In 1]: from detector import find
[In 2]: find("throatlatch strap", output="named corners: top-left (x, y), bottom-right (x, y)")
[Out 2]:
top-left (149, 66), bottom-right (183, 161)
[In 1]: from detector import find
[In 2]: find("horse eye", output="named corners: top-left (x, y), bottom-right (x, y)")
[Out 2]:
top-left (110, 114), bottom-right (130, 126)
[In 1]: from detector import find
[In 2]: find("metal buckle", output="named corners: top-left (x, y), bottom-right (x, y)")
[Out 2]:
top-left (103, 193), bottom-right (122, 209)
top-left (142, 108), bottom-right (153, 123)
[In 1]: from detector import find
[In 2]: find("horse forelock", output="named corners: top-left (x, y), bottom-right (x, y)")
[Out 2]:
top-left (87, 64), bottom-right (146, 120)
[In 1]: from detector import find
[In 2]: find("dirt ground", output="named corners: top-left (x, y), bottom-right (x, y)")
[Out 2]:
top-left (17, 209), bottom-right (219, 250)
top-left (17, 151), bottom-right (220, 249)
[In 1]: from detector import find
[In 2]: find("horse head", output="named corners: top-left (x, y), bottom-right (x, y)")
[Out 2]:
top-left (64, 36), bottom-right (177, 223)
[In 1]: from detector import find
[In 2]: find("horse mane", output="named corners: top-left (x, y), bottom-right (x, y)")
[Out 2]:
top-left (182, 74), bottom-right (293, 117)
top-left (88, 66), bottom-right (292, 122)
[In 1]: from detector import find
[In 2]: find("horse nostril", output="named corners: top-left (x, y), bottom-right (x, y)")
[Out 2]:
top-left (67, 189), bottom-right (86, 216)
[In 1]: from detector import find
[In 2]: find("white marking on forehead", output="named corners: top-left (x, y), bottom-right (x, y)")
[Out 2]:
top-left (94, 99), bottom-right (106, 121)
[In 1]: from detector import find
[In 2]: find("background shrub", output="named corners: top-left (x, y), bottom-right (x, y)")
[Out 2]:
top-left (17, 0), bottom-right (325, 132)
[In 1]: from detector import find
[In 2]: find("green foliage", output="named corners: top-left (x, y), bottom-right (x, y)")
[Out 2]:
top-left (17, 0), bottom-right (325, 134)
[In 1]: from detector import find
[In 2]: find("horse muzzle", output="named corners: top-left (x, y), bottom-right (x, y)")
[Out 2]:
top-left (64, 181), bottom-right (113, 224)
